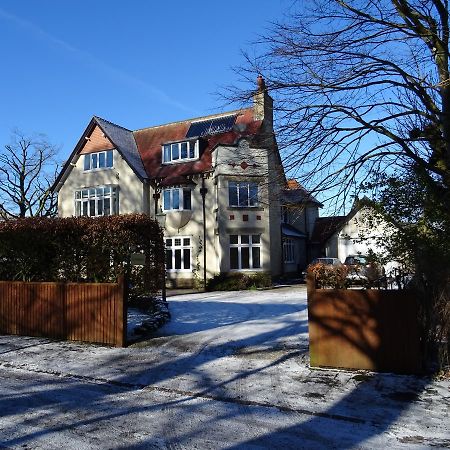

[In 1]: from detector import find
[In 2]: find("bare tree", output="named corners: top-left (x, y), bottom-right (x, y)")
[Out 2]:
top-left (0, 130), bottom-right (59, 219)
top-left (228, 0), bottom-right (450, 369)
top-left (230, 0), bottom-right (449, 209)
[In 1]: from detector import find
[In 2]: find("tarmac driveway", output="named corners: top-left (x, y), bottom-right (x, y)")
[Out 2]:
top-left (0, 285), bottom-right (449, 449)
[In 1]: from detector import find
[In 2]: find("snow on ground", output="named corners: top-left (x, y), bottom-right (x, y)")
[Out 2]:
top-left (127, 307), bottom-right (152, 336)
top-left (0, 285), bottom-right (449, 449)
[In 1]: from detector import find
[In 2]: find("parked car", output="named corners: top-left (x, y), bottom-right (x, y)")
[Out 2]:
top-left (344, 255), bottom-right (385, 286)
top-left (311, 257), bottom-right (343, 267)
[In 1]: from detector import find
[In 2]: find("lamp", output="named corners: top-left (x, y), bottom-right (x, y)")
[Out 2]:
top-left (155, 212), bottom-right (166, 228)
top-left (155, 212), bottom-right (167, 301)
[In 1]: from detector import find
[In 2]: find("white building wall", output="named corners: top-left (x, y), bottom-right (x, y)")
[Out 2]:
top-left (327, 206), bottom-right (399, 272)
top-left (57, 149), bottom-right (146, 217)
top-left (336, 207), bottom-right (387, 260)
top-left (160, 175), bottom-right (217, 287)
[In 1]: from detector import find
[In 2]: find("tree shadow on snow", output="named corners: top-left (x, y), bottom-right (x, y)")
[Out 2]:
top-left (0, 291), bottom-right (437, 449)
top-left (153, 299), bottom-right (307, 335)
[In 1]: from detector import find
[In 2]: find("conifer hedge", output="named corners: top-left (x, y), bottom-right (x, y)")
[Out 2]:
top-left (0, 214), bottom-right (165, 299)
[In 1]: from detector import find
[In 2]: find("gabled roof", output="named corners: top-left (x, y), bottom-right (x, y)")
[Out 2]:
top-left (52, 116), bottom-right (147, 191)
top-left (310, 197), bottom-right (375, 244)
top-left (94, 117), bottom-right (147, 180)
top-left (311, 216), bottom-right (347, 244)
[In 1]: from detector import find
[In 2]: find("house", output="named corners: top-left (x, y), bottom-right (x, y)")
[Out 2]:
top-left (281, 180), bottom-right (322, 274)
top-left (311, 198), bottom-right (395, 269)
top-left (53, 77), bottom-right (320, 287)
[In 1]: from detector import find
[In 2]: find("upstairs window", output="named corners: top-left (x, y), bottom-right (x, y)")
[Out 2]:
top-left (74, 186), bottom-right (118, 217)
top-left (228, 181), bottom-right (258, 207)
top-left (84, 150), bottom-right (113, 171)
top-left (162, 187), bottom-right (192, 211)
top-left (162, 140), bottom-right (198, 164)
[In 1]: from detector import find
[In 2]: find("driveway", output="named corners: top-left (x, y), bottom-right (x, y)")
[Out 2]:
top-left (0, 285), bottom-right (449, 449)
top-left (151, 286), bottom-right (308, 354)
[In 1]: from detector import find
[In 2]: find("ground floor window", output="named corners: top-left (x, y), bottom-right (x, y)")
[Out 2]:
top-left (283, 238), bottom-right (296, 263)
top-left (229, 234), bottom-right (261, 270)
top-left (165, 236), bottom-right (191, 271)
top-left (74, 186), bottom-right (118, 217)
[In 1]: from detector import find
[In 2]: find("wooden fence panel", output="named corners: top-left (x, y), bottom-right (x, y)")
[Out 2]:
top-left (0, 278), bottom-right (126, 347)
top-left (307, 274), bottom-right (422, 374)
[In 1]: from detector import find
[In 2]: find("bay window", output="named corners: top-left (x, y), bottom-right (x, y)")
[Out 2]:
top-left (228, 181), bottom-right (258, 207)
top-left (163, 187), bottom-right (192, 211)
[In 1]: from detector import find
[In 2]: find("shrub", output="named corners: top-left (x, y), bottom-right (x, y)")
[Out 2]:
top-left (0, 214), bottom-right (165, 301)
top-left (207, 272), bottom-right (272, 291)
top-left (308, 262), bottom-right (348, 289)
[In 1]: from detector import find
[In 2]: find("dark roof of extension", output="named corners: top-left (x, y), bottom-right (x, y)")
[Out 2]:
top-left (94, 117), bottom-right (147, 180)
top-left (311, 216), bottom-right (347, 244)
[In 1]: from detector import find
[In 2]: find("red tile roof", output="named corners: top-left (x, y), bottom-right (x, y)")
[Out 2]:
top-left (133, 108), bottom-right (262, 185)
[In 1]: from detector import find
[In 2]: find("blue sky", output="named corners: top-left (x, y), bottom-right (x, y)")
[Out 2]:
top-left (0, 1), bottom-right (287, 161)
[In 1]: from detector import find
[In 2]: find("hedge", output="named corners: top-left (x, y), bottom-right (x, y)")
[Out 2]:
top-left (0, 214), bottom-right (165, 299)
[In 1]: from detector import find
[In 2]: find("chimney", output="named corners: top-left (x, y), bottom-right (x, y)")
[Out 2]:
top-left (287, 179), bottom-right (301, 190)
top-left (253, 75), bottom-right (273, 130)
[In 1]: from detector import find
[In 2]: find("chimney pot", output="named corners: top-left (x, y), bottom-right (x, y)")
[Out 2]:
top-left (257, 75), bottom-right (266, 92)
top-left (253, 74), bottom-right (273, 129)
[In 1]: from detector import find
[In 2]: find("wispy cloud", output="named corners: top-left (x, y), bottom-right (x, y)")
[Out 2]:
top-left (0, 7), bottom-right (198, 115)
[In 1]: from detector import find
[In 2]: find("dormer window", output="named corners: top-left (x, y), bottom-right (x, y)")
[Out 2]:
top-left (162, 140), bottom-right (198, 164)
top-left (84, 150), bottom-right (113, 171)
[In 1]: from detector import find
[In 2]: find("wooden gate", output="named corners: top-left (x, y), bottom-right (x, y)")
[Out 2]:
top-left (0, 277), bottom-right (126, 347)
top-left (307, 274), bottom-right (422, 374)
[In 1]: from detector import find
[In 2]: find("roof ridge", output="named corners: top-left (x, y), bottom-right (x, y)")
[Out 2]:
top-left (94, 116), bottom-right (132, 132)
top-left (132, 107), bottom-right (253, 133)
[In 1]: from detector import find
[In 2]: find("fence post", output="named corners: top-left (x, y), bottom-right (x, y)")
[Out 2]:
top-left (116, 274), bottom-right (127, 347)
top-left (306, 273), bottom-right (316, 299)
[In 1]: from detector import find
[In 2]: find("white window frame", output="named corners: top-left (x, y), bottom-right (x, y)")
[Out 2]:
top-left (229, 234), bottom-right (262, 271)
top-left (162, 187), bottom-right (192, 211)
top-left (228, 181), bottom-right (259, 207)
top-left (74, 185), bottom-right (119, 217)
top-left (165, 237), bottom-right (192, 272)
top-left (83, 150), bottom-right (114, 171)
top-left (162, 140), bottom-right (198, 164)
top-left (283, 238), bottom-right (296, 263)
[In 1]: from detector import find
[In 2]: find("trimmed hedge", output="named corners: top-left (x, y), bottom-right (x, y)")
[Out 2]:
top-left (0, 214), bottom-right (165, 300)
top-left (207, 272), bottom-right (272, 291)
top-left (308, 262), bottom-right (348, 289)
